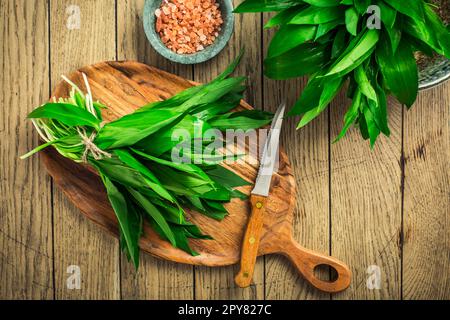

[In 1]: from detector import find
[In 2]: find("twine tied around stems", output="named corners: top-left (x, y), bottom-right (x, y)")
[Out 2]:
top-left (77, 125), bottom-right (111, 163)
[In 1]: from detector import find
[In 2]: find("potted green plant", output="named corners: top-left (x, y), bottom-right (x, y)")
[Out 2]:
top-left (235, 0), bottom-right (450, 147)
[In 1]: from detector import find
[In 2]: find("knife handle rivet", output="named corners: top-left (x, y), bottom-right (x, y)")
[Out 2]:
top-left (249, 237), bottom-right (255, 244)
top-left (256, 202), bottom-right (263, 209)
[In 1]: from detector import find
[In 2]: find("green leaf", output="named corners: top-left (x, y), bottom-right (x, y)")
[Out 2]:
top-left (404, 13), bottom-right (444, 56)
top-left (127, 188), bottom-right (177, 245)
top-left (323, 29), bottom-right (379, 78)
top-left (423, 3), bottom-right (450, 58)
top-left (208, 110), bottom-right (273, 131)
top-left (113, 149), bottom-right (175, 203)
top-left (369, 83), bottom-right (390, 136)
top-left (268, 25), bottom-right (317, 58)
top-left (171, 226), bottom-right (199, 256)
top-left (205, 165), bottom-right (250, 188)
top-left (377, 38), bottom-right (418, 107)
top-left (289, 6), bottom-right (343, 24)
top-left (354, 0), bottom-right (370, 15)
top-left (361, 98), bottom-right (380, 148)
top-left (131, 148), bottom-right (211, 181)
top-left (96, 109), bottom-right (183, 149)
top-left (358, 109), bottom-right (370, 140)
top-left (334, 89), bottom-right (362, 142)
top-left (183, 224), bottom-right (213, 240)
top-left (385, 26), bottom-right (402, 54)
top-left (265, 43), bottom-right (329, 80)
top-left (91, 157), bottom-right (157, 190)
top-left (345, 7), bottom-right (359, 36)
top-left (289, 76), bottom-right (323, 115)
top-left (264, 5), bottom-right (306, 29)
top-left (28, 103), bottom-right (101, 130)
top-left (331, 28), bottom-right (348, 59)
top-left (316, 18), bottom-right (343, 40)
top-left (135, 114), bottom-right (209, 156)
top-left (386, 0), bottom-right (424, 22)
top-left (354, 65), bottom-right (377, 102)
top-left (175, 77), bottom-right (247, 114)
top-left (100, 174), bottom-right (142, 269)
top-left (193, 92), bottom-right (243, 120)
top-left (377, 0), bottom-right (396, 29)
top-left (303, 0), bottom-right (341, 7)
top-left (297, 76), bottom-right (343, 128)
top-left (234, 0), bottom-right (299, 13)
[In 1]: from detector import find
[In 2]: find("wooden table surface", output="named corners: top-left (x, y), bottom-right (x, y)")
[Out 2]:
top-left (1, 0), bottom-right (449, 300)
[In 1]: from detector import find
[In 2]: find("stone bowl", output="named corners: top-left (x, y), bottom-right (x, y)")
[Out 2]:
top-left (419, 56), bottom-right (450, 90)
top-left (143, 0), bottom-right (234, 65)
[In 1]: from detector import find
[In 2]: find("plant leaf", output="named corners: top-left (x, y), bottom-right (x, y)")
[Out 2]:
top-left (264, 5), bottom-right (306, 29)
top-left (354, 65), bottom-right (377, 102)
top-left (323, 29), bottom-right (379, 78)
top-left (386, 0), bottom-right (424, 23)
top-left (28, 103), bottom-right (101, 129)
top-left (127, 187), bottom-right (177, 246)
top-left (265, 43), bottom-right (329, 80)
top-left (100, 174), bottom-right (142, 269)
top-left (333, 89), bottom-right (361, 142)
top-left (96, 109), bottom-right (183, 149)
top-left (345, 7), bottom-right (359, 36)
top-left (289, 6), bottom-right (343, 24)
top-left (297, 76), bottom-right (344, 128)
top-left (234, 0), bottom-right (299, 13)
top-left (377, 38), bottom-right (418, 107)
top-left (303, 0), bottom-right (341, 7)
top-left (354, 0), bottom-right (370, 15)
top-left (268, 25), bottom-right (317, 58)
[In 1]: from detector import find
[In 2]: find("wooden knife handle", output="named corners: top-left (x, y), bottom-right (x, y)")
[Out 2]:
top-left (281, 237), bottom-right (351, 293)
top-left (235, 194), bottom-right (267, 288)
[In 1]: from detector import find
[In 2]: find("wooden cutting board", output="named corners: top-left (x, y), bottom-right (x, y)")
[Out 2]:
top-left (41, 61), bottom-right (350, 292)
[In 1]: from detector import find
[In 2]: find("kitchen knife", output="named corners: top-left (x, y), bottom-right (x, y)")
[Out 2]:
top-left (235, 102), bottom-right (285, 288)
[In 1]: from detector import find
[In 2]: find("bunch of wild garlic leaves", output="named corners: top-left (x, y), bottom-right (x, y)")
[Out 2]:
top-left (235, 0), bottom-right (450, 146)
top-left (21, 57), bottom-right (272, 268)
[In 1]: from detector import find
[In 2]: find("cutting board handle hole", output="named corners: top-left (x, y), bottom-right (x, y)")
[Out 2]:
top-left (313, 264), bottom-right (339, 283)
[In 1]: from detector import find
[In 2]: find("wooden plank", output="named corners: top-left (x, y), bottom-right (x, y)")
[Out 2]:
top-left (403, 83), bottom-right (450, 299)
top-left (262, 13), bottom-right (330, 300)
top-left (116, 0), bottom-right (194, 300)
top-left (193, 1), bottom-right (264, 300)
top-left (330, 93), bottom-right (402, 299)
top-left (50, 0), bottom-right (120, 299)
top-left (0, 0), bottom-right (53, 300)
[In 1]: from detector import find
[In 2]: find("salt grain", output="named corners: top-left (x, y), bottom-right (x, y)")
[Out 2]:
top-left (155, 0), bottom-right (224, 54)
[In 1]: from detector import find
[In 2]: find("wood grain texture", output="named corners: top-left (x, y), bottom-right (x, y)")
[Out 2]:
top-left (330, 93), bottom-right (402, 299)
top-left (0, 0), bottom-right (53, 300)
top-left (262, 13), bottom-right (331, 300)
top-left (1, 0), bottom-right (449, 300)
top-left (403, 82), bottom-right (450, 300)
top-left (116, 0), bottom-right (194, 300)
top-left (193, 0), bottom-right (264, 300)
top-left (49, 0), bottom-right (120, 299)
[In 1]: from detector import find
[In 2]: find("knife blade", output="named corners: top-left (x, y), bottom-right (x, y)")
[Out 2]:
top-left (235, 102), bottom-right (285, 288)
